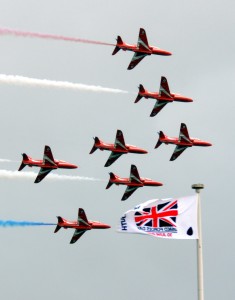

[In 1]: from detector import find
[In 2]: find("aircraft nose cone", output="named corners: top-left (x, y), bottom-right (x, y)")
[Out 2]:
top-left (70, 164), bottom-right (78, 169)
top-left (99, 223), bottom-right (111, 229)
top-left (151, 181), bottom-right (163, 186)
top-left (147, 181), bottom-right (163, 186)
top-left (184, 97), bottom-right (193, 102)
top-left (160, 49), bottom-right (172, 56)
top-left (164, 51), bottom-right (172, 56)
top-left (104, 224), bottom-right (111, 229)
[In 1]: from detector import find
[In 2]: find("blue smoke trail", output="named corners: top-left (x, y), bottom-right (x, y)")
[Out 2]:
top-left (0, 220), bottom-right (56, 227)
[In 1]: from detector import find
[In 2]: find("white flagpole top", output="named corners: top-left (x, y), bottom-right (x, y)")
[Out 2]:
top-left (192, 184), bottom-right (204, 192)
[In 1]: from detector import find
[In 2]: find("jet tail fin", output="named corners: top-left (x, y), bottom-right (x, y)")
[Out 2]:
top-left (54, 216), bottom-right (63, 233)
top-left (139, 84), bottom-right (145, 93)
top-left (155, 131), bottom-right (165, 148)
top-left (135, 84), bottom-right (145, 103)
top-left (112, 36), bottom-right (123, 55)
top-left (106, 172), bottom-right (117, 189)
top-left (89, 137), bottom-right (100, 154)
top-left (18, 153), bottom-right (29, 171)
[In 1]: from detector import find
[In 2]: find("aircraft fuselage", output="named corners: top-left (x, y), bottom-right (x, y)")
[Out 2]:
top-left (96, 141), bottom-right (147, 154)
top-left (110, 176), bottom-right (163, 187)
top-left (160, 136), bottom-right (212, 147)
top-left (119, 43), bottom-right (172, 56)
top-left (139, 91), bottom-right (193, 102)
top-left (58, 218), bottom-right (110, 230)
top-left (22, 157), bottom-right (77, 169)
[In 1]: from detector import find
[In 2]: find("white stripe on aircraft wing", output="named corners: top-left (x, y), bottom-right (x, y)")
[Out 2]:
top-left (130, 174), bottom-right (142, 184)
top-left (137, 38), bottom-right (150, 51)
top-left (43, 154), bottom-right (56, 166)
top-left (159, 86), bottom-right (172, 98)
top-left (115, 139), bottom-right (127, 150)
top-left (132, 53), bottom-right (146, 61)
top-left (39, 168), bottom-right (50, 175)
top-left (77, 216), bottom-right (90, 227)
top-left (154, 101), bottom-right (166, 108)
top-left (179, 133), bottom-right (191, 143)
top-left (174, 146), bottom-right (187, 153)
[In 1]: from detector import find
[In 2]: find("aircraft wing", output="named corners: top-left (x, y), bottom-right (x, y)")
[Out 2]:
top-left (70, 229), bottom-right (86, 244)
top-left (130, 165), bottom-right (142, 184)
top-left (170, 145), bottom-right (188, 161)
top-left (104, 152), bottom-right (123, 167)
top-left (114, 130), bottom-right (127, 150)
top-left (159, 76), bottom-right (172, 99)
top-left (127, 52), bottom-right (147, 70)
top-left (179, 123), bottom-right (191, 144)
top-left (150, 100), bottom-right (168, 117)
top-left (137, 28), bottom-right (150, 51)
top-left (78, 208), bottom-right (90, 227)
top-left (34, 168), bottom-right (52, 183)
top-left (43, 145), bottom-right (56, 166)
top-left (121, 186), bottom-right (139, 201)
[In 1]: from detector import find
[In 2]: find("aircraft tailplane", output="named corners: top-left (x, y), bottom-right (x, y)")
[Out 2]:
top-left (135, 84), bottom-right (145, 103)
top-left (112, 36), bottom-right (123, 55)
top-left (155, 131), bottom-right (165, 148)
top-left (106, 172), bottom-right (117, 189)
top-left (54, 216), bottom-right (63, 233)
top-left (90, 136), bottom-right (100, 154)
top-left (18, 162), bottom-right (26, 171)
top-left (54, 225), bottom-right (61, 233)
top-left (18, 153), bottom-right (29, 171)
top-left (89, 137), bottom-right (101, 154)
top-left (112, 46), bottom-right (120, 55)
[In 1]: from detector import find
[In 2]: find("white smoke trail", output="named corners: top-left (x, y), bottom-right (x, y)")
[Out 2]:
top-left (0, 159), bottom-right (12, 162)
top-left (0, 74), bottom-right (128, 94)
top-left (0, 159), bottom-right (20, 163)
top-left (0, 170), bottom-right (103, 182)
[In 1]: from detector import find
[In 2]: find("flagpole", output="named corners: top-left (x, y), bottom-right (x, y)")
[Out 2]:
top-left (192, 184), bottom-right (204, 300)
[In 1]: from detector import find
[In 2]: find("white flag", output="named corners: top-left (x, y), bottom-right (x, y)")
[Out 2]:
top-left (118, 195), bottom-right (198, 239)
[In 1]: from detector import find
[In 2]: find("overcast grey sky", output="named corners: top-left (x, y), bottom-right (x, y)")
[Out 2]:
top-left (0, 1), bottom-right (234, 299)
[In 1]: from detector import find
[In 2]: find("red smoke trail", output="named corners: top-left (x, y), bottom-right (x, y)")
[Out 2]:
top-left (0, 27), bottom-right (115, 46)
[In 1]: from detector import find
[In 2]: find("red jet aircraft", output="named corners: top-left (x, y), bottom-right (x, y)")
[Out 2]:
top-left (155, 123), bottom-right (212, 161)
top-left (112, 28), bottom-right (172, 70)
top-left (18, 145), bottom-right (77, 183)
top-left (54, 208), bottom-right (111, 244)
top-left (135, 76), bottom-right (193, 117)
top-left (106, 164), bottom-right (163, 201)
top-left (90, 129), bottom-right (148, 167)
